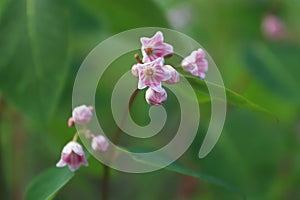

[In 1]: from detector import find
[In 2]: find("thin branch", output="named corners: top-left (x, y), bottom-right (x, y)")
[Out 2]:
top-left (102, 88), bottom-right (139, 200)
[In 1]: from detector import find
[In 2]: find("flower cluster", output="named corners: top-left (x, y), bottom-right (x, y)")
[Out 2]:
top-left (131, 31), bottom-right (208, 105)
top-left (56, 31), bottom-right (208, 171)
top-left (57, 105), bottom-right (109, 171)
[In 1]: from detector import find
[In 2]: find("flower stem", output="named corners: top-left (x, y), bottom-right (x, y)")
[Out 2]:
top-left (102, 88), bottom-right (139, 200)
top-left (113, 88), bottom-right (139, 144)
top-left (102, 166), bottom-right (109, 200)
top-left (72, 132), bottom-right (79, 141)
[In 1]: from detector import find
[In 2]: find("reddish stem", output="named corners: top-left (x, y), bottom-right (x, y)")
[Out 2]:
top-left (102, 88), bottom-right (139, 200)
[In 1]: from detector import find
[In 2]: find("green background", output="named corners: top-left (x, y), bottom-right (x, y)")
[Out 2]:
top-left (0, 0), bottom-right (300, 199)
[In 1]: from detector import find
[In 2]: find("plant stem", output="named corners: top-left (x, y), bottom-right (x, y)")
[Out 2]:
top-left (112, 88), bottom-right (139, 144)
top-left (102, 166), bottom-right (109, 200)
top-left (72, 132), bottom-right (79, 141)
top-left (101, 88), bottom-right (139, 200)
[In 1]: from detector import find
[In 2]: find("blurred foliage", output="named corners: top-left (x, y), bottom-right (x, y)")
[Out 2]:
top-left (1, 0), bottom-right (300, 199)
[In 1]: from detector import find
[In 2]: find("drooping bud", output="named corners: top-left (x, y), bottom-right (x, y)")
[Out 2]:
top-left (91, 135), bottom-right (109, 152)
top-left (145, 87), bottom-right (167, 106)
top-left (72, 105), bottom-right (93, 125)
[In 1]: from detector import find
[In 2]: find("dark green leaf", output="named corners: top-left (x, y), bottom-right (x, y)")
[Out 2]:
top-left (0, 0), bottom-right (70, 121)
top-left (243, 43), bottom-right (300, 102)
top-left (0, 0), bottom-right (22, 70)
top-left (0, 0), bottom-right (8, 20)
top-left (130, 151), bottom-right (244, 196)
top-left (184, 74), bottom-right (274, 116)
top-left (25, 167), bottom-right (74, 200)
top-left (77, 0), bottom-right (169, 32)
top-left (165, 162), bottom-right (245, 197)
top-left (25, 151), bottom-right (91, 200)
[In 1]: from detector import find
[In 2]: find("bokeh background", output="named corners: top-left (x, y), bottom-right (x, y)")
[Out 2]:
top-left (0, 0), bottom-right (300, 199)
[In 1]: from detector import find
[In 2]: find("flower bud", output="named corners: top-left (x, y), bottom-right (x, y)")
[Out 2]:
top-left (72, 105), bottom-right (93, 125)
top-left (181, 48), bottom-right (208, 79)
top-left (131, 64), bottom-right (139, 77)
top-left (145, 87), bottom-right (167, 106)
top-left (68, 117), bottom-right (74, 127)
top-left (92, 135), bottom-right (109, 152)
top-left (163, 65), bottom-right (180, 84)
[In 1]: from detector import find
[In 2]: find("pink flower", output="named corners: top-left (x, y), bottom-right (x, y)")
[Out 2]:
top-left (137, 57), bottom-right (170, 92)
top-left (262, 14), bottom-right (286, 39)
top-left (163, 65), bottom-right (180, 84)
top-left (141, 31), bottom-right (174, 62)
top-left (181, 48), bottom-right (208, 79)
top-left (91, 135), bottom-right (109, 152)
top-left (56, 141), bottom-right (88, 171)
top-left (145, 87), bottom-right (167, 106)
top-left (72, 105), bottom-right (93, 125)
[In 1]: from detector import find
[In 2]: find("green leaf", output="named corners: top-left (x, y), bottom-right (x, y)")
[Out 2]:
top-left (0, 0), bottom-right (8, 20)
top-left (183, 74), bottom-right (274, 116)
top-left (25, 151), bottom-right (91, 200)
top-left (130, 151), bottom-right (244, 196)
top-left (25, 167), bottom-right (74, 200)
top-left (0, 0), bottom-right (23, 70)
top-left (0, 0), bottom-right (70, 121)
top-left (173, 80), bottom-right (211, 103)
top-left (165, 162), bottom-right (245, 197)
top-left (243, 43), bottom-right (300, 102)
top-left (77, 0), bottom-right (169, 32)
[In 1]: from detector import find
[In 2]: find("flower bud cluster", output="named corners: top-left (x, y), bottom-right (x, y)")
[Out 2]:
top-left (57, 105), bottom-right (109, 171)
